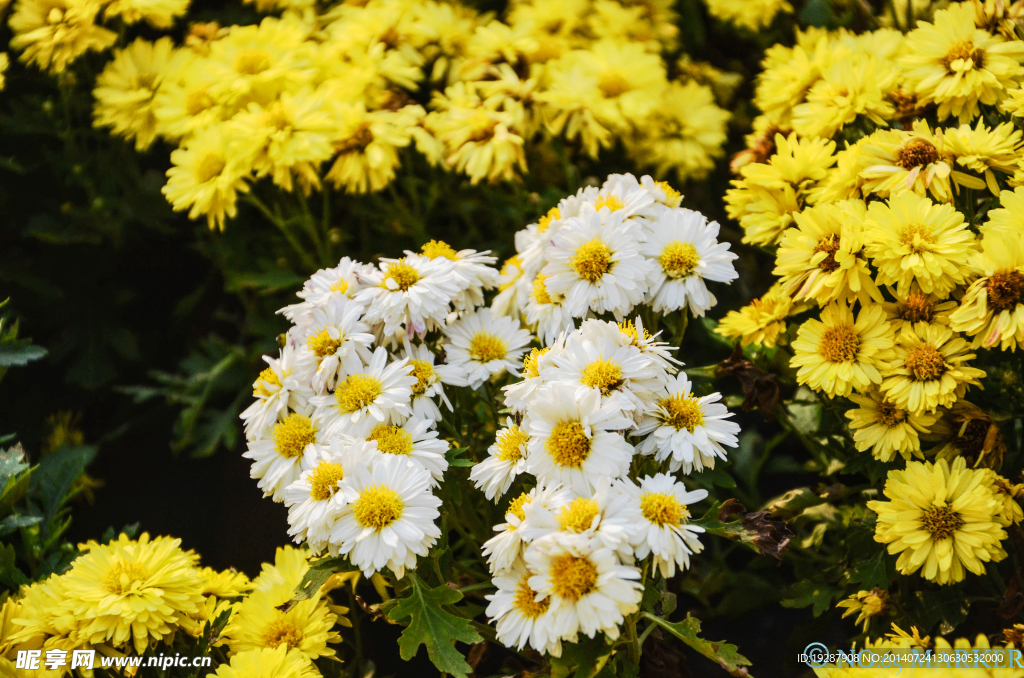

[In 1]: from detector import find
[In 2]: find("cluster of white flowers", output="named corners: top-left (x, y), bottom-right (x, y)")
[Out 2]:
top-left (493, 173), bottom-right (739, 344)
top-left (475, 175), bottom-right (743, 657)
top-left (240, 239), bottom-right (532, 579)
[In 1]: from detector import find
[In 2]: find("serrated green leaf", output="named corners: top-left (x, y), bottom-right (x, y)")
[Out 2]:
top-left (641, 612), bottom-right (752, 676)
top-left (0, 514), bottom-right (42, 536)
top-left (848, 548), bottom-right (889, 591)
top-left (0, 340), bottom-right (47, 367)
top-left (780, 580), bottom-right (841, 617)
top-left (387, 572), bottom-right (482, 678)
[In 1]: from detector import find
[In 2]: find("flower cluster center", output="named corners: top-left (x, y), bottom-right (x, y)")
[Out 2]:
top-left (470, 331), bottom-right (508, 363)
top-left (253, 367), bottom-right (280, 397)
top-left (306, 329), bottom-right (342, 359)
top-left (550, 554), bottom-right (598, 602)
top-left (581, 358), bottom-right (624, 395)
top-left (940, 41), bottom-right (985, 72)
top-left (905, 344), bottom-right (946, 381)
top-left (640, 491), bottom-right (687, 525)
top-left (986, 270), bottom-right (1024, 313)
top-left (532, 274), bottom-right (553, 305)
top-left (382, 260), bottom-right (420, 291)
top-left (103, 560), bottom-right (149, 595)
top-left (538, 207), bottom-right (561, 233)
top-left (335, 374), bottom-right (383, 413)
top-left (496, 425), bottom-right (528, 463)
top-left (660, 393), bottom-right (704, 432)
top-left (819, 325), bottom-right (861, 363)
top-left (368, 424), bottom-right (414, 456)
top-left (353, 484), bottom-right (404, 529)
top-left (898, 291), bottom-right (935, 323)
top-left (895, 139), bottom-right (939, 169)
top-left (813, 235), bottom-right (841, 273)
top-left (262, 619), bottom-right (301, 650)
top-left (921, 505), bottom-right (964, 540)
top-left (572, 239), bottom-right (613, 282)
top-left (421, 239), bottom-right (457, 260)
top-left (309, 461), bottom-right (345, 501)
top-left (546, 421), bottom-right (591, 468)
top-left (513, 575), bottom-right (550, 618)
top-left (659, 241), bottom-right (700, 278)
top-left (273, 414), bottom-right (317, 459)
top-left (506, 492), bottom-right (531, 524)
top-left (558, 498), bottom-right (600, 533)
top-left (409, 359), bottom-right (435, 396)
top-left (877, 400), bottom-right (907, 428)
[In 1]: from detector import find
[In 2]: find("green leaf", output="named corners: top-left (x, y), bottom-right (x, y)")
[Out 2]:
top-left (284, 556), bottom-right (360, 609)
top-left (780, 580), bottom-right (842, 617)
top-left (387, 572), bottom-right (483, 678)
top-left (641, 612), bottom-right (752, 676)
top-left (0, 340), bottom-right (47, 367)
top-left (0, 514), bottom-right (42, 536)
top-left (550, 635), bottom-right (613, 678)
top-left (848, 548), bottom-right (889, 591)
top-left (33, 445), bottom-right (96, 518)
top-left (0, 543), bottom-right (28, 589)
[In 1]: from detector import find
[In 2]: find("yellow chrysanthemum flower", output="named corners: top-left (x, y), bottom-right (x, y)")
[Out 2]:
top-left (810, 143), bottom-right (864, 205)
top-left (900, 2), bottom-right (1024, 122)
top-left (836, 588), bottom-right (889, 633)
top-left (790, 52), bottom-right (896, 139)
top-left (856, 122), bottom-right (953, 202)
top-left (703, 0), bottom-right (793, 31)
top-left (880, 323), bottom-right (985, 415)
top-left (725, 134), bottom-right (836, 246)
top-left (103, 0), bottom-right (189, 29)
top-left (198, 567), bottom-right (251, 598)
top-left (209, 646), bottom-right (319, 678)
top-left (868, 457), bottom-right (1007, 585)
top-left (59, 533), bottom-right (205, 654)
top-left (326, 102), bottom-right (420, 193)
top-left (864, 192), bottom-right (977, 298)
top-left (790, 302), bottom-right (895, 398)
top-left (982, 470), bottom-right (1024, 527)
top-left (982, 185), bottom-right (1024, 236)
top-left (715, 283), bottom-right (795, 349)
top-left (943, 119), bottom-right (1022, 194)
top-left (6, 574), bottom-right (79, 655)
top-left (9, 0), bottom-right (116, 73)
top-left (882, 285), bottom-right (958, 337)
top-left (93, 38), bottom-right (177, 152)
top-left (950, 230), bottom-right (1024, 351)
top-left (846, 389), bottom-right (935, 462)
top-left (773, 200), bottom-right (880, 306)
top-left (163, 124), bottom-right (252, 230)
top-left (153, 53), bottom-right (223, 143)
top-left (927, 400), bottom-right (1006, 470)
top-left (222, 580), bottom-right (341, 660)
top-left (754, 28), bottom-right (831, 127)
top-left (251, 544), bottom-right (312, 592)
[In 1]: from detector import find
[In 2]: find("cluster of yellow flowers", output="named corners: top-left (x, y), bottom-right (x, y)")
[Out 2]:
top-left (718, 0), bottom-right (1024, 596)
top-left (0, 535), bottom-right (351, 677)
top-left (3, 0), bottom-right (734, 230)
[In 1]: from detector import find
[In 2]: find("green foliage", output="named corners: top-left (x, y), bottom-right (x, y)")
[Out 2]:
top-left (641, 613), bottom-right (753, 676)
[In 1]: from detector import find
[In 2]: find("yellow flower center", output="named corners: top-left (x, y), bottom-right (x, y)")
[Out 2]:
top-left (546, 421), bottom-right (591, 468)
top-left (557, 497), bottom-right (600, 533)
top-left (581, 358), bottom-right (624, 395)
top-left (421, 239), bottom-right (457, 260)
top-left (538, 207), bottom-right (561, 232)
top-left (382, 260), bottom-right (420, 291)
top-left (272, 414), bottom-right (317, 459)
top-left (253, 367), bottom-right (280, 397)
top-left (660, 394), bottom-right (704, 432)
top-left (895, 139), bottom-right (939, 170)
top-left (877, 400), bottom-right (908, 428)
top-left (813, 235), bottom-right (841, 273)
top-left (659, 241), bottom-right (700, 278)
top-left (531, 274), bottom-right (553, 305)
top-left (498, 255), bottom-right (522, 292)
top-left (656, 181), bottom-right (682, 206)
top-left (618, 320), bottom-right (650, 345)
top-left (409, 359), bottom-right (435, 396)
top-left (571, 239), bottom-right (612, 282)
top-left (184, 88), bottom-right (215, 116)
top-left (496, 425), bottom-right (528, 462)
top-left (819, 325), bottom-right (861, 363)
top-left (337, 124), bottom-right (374, 154)
top-left (469, 331), bottom-right (507, 363)
top-left (235, 49), bottom-right (273, 75)
top-left (550, 554), bottom-right (598, 601)
top-left (196, 154), bottom-right (226, 183)
top-left (523, 348), bottom-right (546, 379)
top-left (306, 329), bottom-right (342, 359)
top-left (593, 195), bottom-right (624, 212)
top-left (955, 418), bottom-right (991, 458)
top-left (861, 591), bottom-right (887, 617)
top-left (898, 290), bottom-right (935, 323)
top-left (513, 575), bottom-right (549, 618)
top-left (309, 461), bottom-right (345, 501)
top-left (262, 619), bottom-right (301, 650)
top-left (986, 270), bottom-right (1024, 313)
top-left (940, 41), bottom-right (985, 73)
top-left (899, 224), bottom-right (935, 254)
top-left (640, 491), bottom-right (688, 526)
top-left (353, 484), bottom-right (404, 529)
top-left (367, 424), bottom-right (414, 456)
top-left (103, 561), bottom-right (149, 595)
top-left (334, 374), bottom-right (383, 414)
top-left (330, 278), bottom-right (350, 294)
top-left (597, 71), bottom-right (631, 98)
top-left (506, 492), bottom-right (531, 524)
top-left (46, 7), bottom-right (65, 24)
top-left (921, 505), bottom-right (964, 540)
top-left (904, 343), bottom-right (946, 381)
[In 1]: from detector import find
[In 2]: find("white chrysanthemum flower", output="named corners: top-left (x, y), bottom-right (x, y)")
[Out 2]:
top-left (294, 296), bottom-right (374, 394)
top-left (525, 533), bottom-right (642, 642)
top-left (594, 173), bottom-right (658, 220)
top-left (503, 339), bottom-right (565, 414)
top-left (639, 175), bottom-right (684, 208)
top-left (356, 417), bottom-right (450, 486)
top-left (470, 418), bottom-right (529, 502)
top-left (525, 273), bottom-right (576, 345)
top-left (331, 454), bottom-right (442, 578)
top-left (283, 439), bottom-right (373, 555)
top-left (525, 384), bottom-right (635, 495)
top-left (311, 347), bottom-right (415, 438)
top-left (483, 485), bottom-right (563, 575)
top-left (279, 257), bottom-right (373, 326)
top-left (630, 474), bottom-right (708, 578)
top-left (408, 240), bottom-right (499, 311)
top-left (241, 345), bottom-right (315, 440)
top-left (611, 317), bottom-right (680, 376)
top-left (542, 210), bottom-right (653, 319)
top-left (635, 373), bottom-right (740, 474)
top-left (519, 478), bottom-right (641, 558)
top-left (641, 207), bottom-right (738, 316)
top-left (355, 256), bottom-right (460, 338)
top-left (397, 340), bottom-right (467, 423)
top-left (486, 561), bottom-right (562, 657)
top-left (443, 308), bottom-right (532, 389)
top-left (491, 255), bottom-right (529, 319)
top-left (243, 412), bottom-right (322, 502)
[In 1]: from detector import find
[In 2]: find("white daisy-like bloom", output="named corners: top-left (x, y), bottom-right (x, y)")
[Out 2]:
top-left (243, 412), bottom-right (322, 502)
top-left (470, 418), bottom-right (529, 502)
top-left (408, 240), bottom-right (499, 312)
top-left (294, 296), bottom-right (375, 394)
top-left (525, 533), bottom-right (642, 642)
top-left (593, 173), bottom-right (658, 220)
top-left (355, 256), bottom-right (461, 338)
top-left (279, 257), bottom-right (373, 327)
top-left (311, 346), bottom-right (416, 438)
top-left (486, 561), bottom-right (562, 657)
top-left (443, 308), bottom-right (532, 390)
top-left (330, 454), bottom-right (442, 578)
top-left (491, 255), bottom-right (530, 319)
top-left (525, 273), bottom-right (576, 346)
top-left (525, 383), bottom-right (635, 496)
top-left (519, 478), bottom-right (641, 559)
top-left (641, 207), bottom-right (738, 317)
top-left (503, 336), bottom-right (565, 414)
top-left (397, 340), bottom-right (467, 423)
top-left (282, 438), bottom-right (373, 555)
top-left (542, 210), bottom-right (653, 320)
top-left (356, 417), bottom-right (450, 486)
top-left (483, 485), bottom-right (564, 575)
top-left (639, 175), bottom-right (684, 208)
top-left (610, 316), bottom-right (680, 375)
top-left (635, 373), bottom-right (740, 474)
top-left (630, 473), bottom-right (707, 578)
top-left (241, 345), bottom-right (315, 441)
